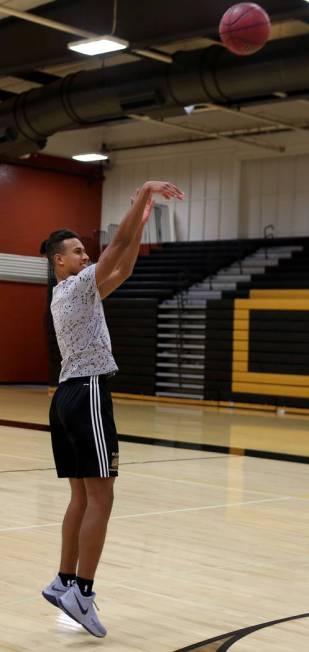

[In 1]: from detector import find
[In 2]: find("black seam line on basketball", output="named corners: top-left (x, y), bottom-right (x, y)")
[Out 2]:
top-left (224, 34), bottom-right (268, 47)
top-left (174, 612), bottom-right (309, 651)
top-left (225, 5), bottom-right (260, 28)
top-left (220, 19), bottom-right (270, 35)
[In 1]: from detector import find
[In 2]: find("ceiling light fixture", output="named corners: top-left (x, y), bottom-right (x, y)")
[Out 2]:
top-left (73, 153), bottom-right (109, 162)
top-left (184, 103), bottom-right (214, 114)
top-left (68, 35), bottom-right (128, 56)
top-left (273, 91), bottom-right (288, 98)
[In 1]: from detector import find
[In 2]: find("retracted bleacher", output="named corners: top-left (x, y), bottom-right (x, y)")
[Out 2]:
top-left (105, 239), bottom-right (258, 394)
top-left (205, 237), bottom-right (309, 409)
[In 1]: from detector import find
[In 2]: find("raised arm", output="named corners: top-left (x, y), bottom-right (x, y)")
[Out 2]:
top-left (97, 190), bottom-right (151, 298)
top-left (95, 181), bottom-right (184, 290)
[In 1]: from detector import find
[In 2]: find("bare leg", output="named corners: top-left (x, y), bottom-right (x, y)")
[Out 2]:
top-left (77, 477), bottom-right (115, 580)
top-left (59, 478), bottom-right (87, 574)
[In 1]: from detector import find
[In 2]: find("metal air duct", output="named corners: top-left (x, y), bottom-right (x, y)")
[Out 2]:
top-left (1, 34), bottom-right (309, 157)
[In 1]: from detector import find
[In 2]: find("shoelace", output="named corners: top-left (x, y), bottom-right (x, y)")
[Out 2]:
top-left (93, 600), bottom-right (99, 611)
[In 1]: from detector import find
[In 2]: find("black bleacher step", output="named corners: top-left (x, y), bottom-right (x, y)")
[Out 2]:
top-left (250, 321), bottom-right (309, 332)
top-left (244, 341), bottom-right (309, 353)
top-left (157, 342), bottom-right (205, 350)
top-left (264, 267), bottom-right (309, 274)
top-left (111, 345), bottom-right (157, 356)
top-left (158, 314), bottom-right (206, 320)
top-left (250, 331), bottom-right (309, 342)
top-left (158, 323), bottom-right (206, 330)
top-left (158, 333), bottom-right (205, 340)
top-left (108, 324), bottom-right (157, 336)
top-left (111, 289), bottom-right (173, 298)
top-left (250, 311), bottom-right (309, 321)
top-left (157, 362), bottom-right (204, 370)
top-left (110, 379), bottom-right (155, 393)
top-left (250, 363), bottom-right (309, 374)
top-left (122, 280), bottom-right (188, 288)
top-left (249, 280), bottom-right (309, 288)
top-left (132, 273), bottom-right (200, 281)
top-left (136, 257), bottom-right (238, 266)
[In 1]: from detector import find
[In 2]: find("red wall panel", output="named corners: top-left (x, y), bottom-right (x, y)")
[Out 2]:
top-left (0, 157), bottom-right (103, 382)
top-left (0, 282), bottom-right (49, 383)
top-left (0, 162), bottom-right (102, 256)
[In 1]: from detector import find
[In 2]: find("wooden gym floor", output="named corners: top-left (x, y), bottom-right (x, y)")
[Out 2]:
top-left (0, 385), bottom-right (308, 651)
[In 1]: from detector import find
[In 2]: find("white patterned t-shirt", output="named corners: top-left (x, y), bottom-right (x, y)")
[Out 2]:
top-left (51, 264), bottom-right (118, 383)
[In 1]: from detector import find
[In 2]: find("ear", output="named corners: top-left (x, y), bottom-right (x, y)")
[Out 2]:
top-left (54, 253), bottom-right (64, 267)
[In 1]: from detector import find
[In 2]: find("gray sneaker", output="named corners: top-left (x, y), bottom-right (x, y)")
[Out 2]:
top-left (59, 584), bottom-right (107, 638)
top-left (42, 575), bottom-right (72, 607)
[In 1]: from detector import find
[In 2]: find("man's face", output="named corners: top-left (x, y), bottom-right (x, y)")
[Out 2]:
top-left (54, 238), bottom-right (90, 277)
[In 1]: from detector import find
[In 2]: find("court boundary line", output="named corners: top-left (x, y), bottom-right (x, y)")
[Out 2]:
top-left (0, 494), bottom-right (294, 533)
top-left (0, 419), bottom-right (308, 465)
top-left (174, 612), bottom-right (309, 651)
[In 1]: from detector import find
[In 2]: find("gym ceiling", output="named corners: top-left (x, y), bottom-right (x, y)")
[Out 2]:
top-left (1, 0), bottom-right (309, 159)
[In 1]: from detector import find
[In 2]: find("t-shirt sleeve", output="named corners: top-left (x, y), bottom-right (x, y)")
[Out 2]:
top-left (68, 264), bottom-right (98, 299)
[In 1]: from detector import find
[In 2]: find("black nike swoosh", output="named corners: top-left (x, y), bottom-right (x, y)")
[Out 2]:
top-left (51, 585), bottom-right (65, 592)
top-left (75, 594), bottom-right (89, 615)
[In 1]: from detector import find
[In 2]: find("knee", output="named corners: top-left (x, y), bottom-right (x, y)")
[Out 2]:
top-left (70, 494), bottom-right (87, 514)
top-left (69, 479), bottom-right (87, 510)
top-left (86, 479), bottom-right (114, 511)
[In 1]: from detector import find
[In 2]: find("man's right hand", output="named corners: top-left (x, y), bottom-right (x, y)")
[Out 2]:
top-left (142, 181), bottom-right (185, 201)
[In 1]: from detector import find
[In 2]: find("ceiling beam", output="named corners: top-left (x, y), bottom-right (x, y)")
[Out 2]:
top-left (128, 113), bottom-right (285, 153)
top-left (0, 0), bottom-right (306, 75)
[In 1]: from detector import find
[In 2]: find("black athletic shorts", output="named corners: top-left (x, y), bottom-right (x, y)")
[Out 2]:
top-left (49, 374), bottom-right (119, 478)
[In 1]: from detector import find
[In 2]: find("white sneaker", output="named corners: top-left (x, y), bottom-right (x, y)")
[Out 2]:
top-left (42, 575), bottom-right (72, 607)
top-left (59, 584), bottom-right (107, 638)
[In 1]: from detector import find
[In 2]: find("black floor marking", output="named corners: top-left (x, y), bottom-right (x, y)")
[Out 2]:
top-left (0, 467), bottom-right (55, 474)
top-left (174, 612), bottom-right (309, 651)
top-left (119, 434), bottom-right (309, 465)
top-left (0, 419), bottom-right (50, 431)
top-left (1, 420), bottom-right (308, 464)
top-left (121, 455), bottom-right (227, 466)
top-left (0, 456), bottom-right (224, 475)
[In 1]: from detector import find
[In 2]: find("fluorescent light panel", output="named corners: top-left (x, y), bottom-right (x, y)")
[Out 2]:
top-left (68, 35), bottom-right (128, 56)
top-left (73, 153), bottom-right (109, 162)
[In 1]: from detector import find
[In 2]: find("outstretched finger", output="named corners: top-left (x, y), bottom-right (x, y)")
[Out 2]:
top-left (130, 188), bottom-right (141, 204)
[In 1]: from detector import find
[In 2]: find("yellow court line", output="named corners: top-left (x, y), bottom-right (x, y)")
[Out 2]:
top-left (233, 371), bottom-right (309, 387)
top-left (232, 382), bottom-right (309, 398)
top-left (235, 298), bottom-right (309, 310)
top-left (251, 289), bottom-right (309, 299)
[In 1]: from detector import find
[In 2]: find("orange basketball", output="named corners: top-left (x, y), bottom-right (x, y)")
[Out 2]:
top-left (219, 3), bottom-right (271, 56)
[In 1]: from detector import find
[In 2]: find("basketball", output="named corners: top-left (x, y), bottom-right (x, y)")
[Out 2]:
top-left (219, 3), bottom-right (271, 56)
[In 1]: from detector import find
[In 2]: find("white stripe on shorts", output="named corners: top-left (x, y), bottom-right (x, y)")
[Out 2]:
top-left (94, 376), bottom-right (110, 476)
top-left (90, 376), bottom-right (109, 477)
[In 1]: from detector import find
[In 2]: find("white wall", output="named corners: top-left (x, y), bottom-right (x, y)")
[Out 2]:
top-left (101, 141), bottom-right (309, 241)
top-left (240, 154), bottom-right (309, 238)
top-left (101, 142), bottom-right (241, 241)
